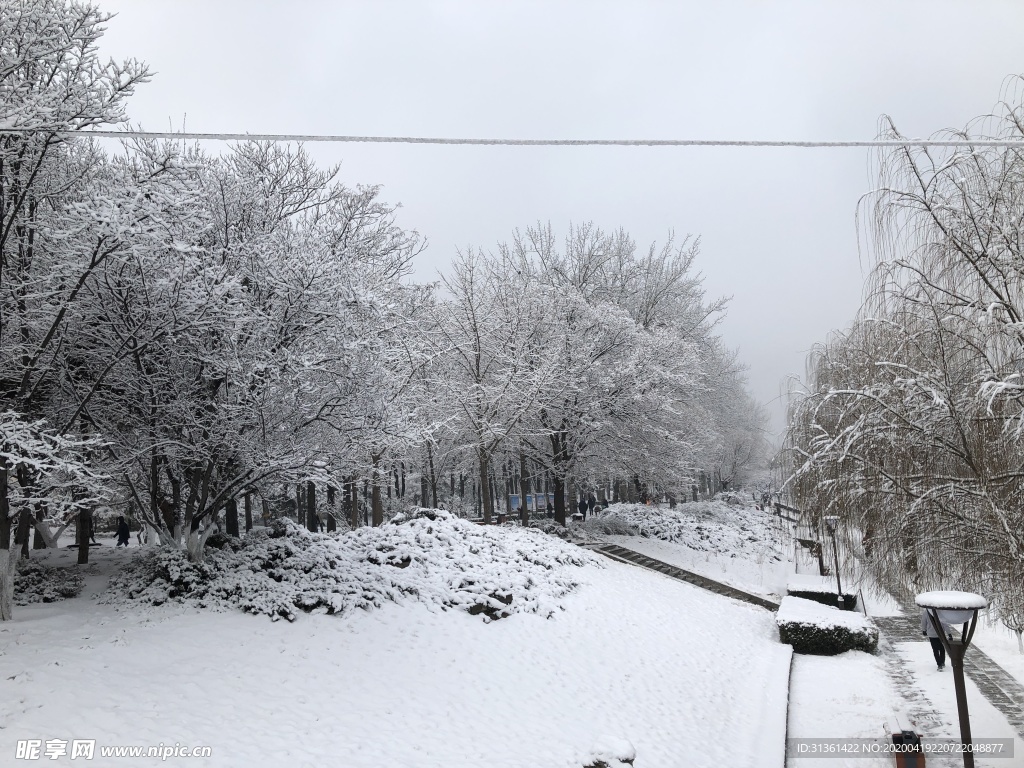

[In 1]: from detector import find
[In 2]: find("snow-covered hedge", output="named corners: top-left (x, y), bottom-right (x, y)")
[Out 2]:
top-left (14, 560), bottom-right (85, 605)
top-left (776, 595), bottom-right (878, 655)
top-left (786, 574), bottom-right (858, 610)
top-left (103, 513), bottom-right (598, 622)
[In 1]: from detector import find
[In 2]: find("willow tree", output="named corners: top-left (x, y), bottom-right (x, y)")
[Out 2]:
top-left (785, 78), bottom-right (1024, 606)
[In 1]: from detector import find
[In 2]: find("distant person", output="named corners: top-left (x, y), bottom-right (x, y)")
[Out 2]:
top-left (116, 516), bottom-right (130, 547)
top-left (577, 498), bottom-right (588, 521)
top-left (921, 608), bottom-right (953, 671)
top-left (546, 502), bottom-right (554, 519)
top-left (587, 496), bottom-right (596, 516)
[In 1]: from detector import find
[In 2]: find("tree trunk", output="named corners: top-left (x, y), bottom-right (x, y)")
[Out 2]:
top-left (77, 509), bottom-right (91, 565)
top-left (0, 464), bottom-right (14, 621)
top-left (426, 443), bottom-right (438, 508)
top-left (33, 503), bottom-right (46, 549)
top-left (553, 475), bottom-right (567, 527)
top-left (16, 508), bottom-right (31, 559)
top-left (225, 497), bottom-right (239, 537)
top-left (326, 486), bottom-right (337, 532)
top-left (244, 493), bottom-right (253, 533)
top-left (306, 481), bottom-right (318, 532)
top-left (295, 483), bottom-right (304, 526)
top-left (478, 452), bottom-right (492, 524)
top-left (372, 456), bottom-right (384, 527)
top-left (261, 498), bottom-right (270, 526)
top-left (519, 451), bottom-right (530, 527)
top-left (348, 480), bottom-right (359, 529)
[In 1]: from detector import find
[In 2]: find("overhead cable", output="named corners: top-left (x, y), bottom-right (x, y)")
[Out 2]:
top-left (1, 128), bottom-right (1023, 148)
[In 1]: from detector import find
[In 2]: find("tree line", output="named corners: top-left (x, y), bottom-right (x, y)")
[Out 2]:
top-left (0, 0), bottom-right (770, 618)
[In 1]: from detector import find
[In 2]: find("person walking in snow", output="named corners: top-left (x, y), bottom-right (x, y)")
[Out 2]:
top-left (921, 608), bottom-right (953, 671)
top-left (116, 516), bottom-right (130, 548)
top-left (577, 497), bottom-right (588, 521)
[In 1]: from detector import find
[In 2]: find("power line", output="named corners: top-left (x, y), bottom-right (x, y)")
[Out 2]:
top-left (2, 128), bottom-right (1024, 148)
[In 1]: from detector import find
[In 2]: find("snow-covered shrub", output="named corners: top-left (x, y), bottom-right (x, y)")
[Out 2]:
top-left (14, 560), bottom-right (85, 605)
top-left (776, 596), bottom-right (878, 655)
top-left (204, 532), bottom-right (244, 551)
top-left (589, 502), bottom-right (782, 558)
top-left (389, 506), bottom-right (453, 524)
top-left (528, 517), bottom-right (601, 544)
top-left (581, 737), bottom-right (636, 767)
top-left (104, 517), bottom-right (598, 622)
top-left (581, 514), bottom-right (637, 537)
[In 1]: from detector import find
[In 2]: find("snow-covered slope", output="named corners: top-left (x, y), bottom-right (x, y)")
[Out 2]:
top-left (1, 525), bottom-right (790, 768)
top-left (593, 501), bottom-right (793, 598)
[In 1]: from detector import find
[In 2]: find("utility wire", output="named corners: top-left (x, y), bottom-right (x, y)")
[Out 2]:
top-left (2, 128), bottom-right (1024, 148)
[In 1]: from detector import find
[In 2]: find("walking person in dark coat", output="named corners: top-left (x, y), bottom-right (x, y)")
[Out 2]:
top-left (587, 495), bottom-right (596, 517)
top-left (116, 516), bottom-right (131, 548)
top-left (921, 608), bottom-right (953, 671)
top-left (577, 497), bottom-right (588, 521)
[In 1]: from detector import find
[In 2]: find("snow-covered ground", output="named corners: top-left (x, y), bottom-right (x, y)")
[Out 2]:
top-left (6, 504), bottom-right (1023, 768)
top-left (0, 527), bottom-right (790, 768)
top-left (787, 650), bottom-right (901, 768)
top-left (596, 500), bottom-right (793, 598)
top-left (568, 499), bottom-right (1024, 767)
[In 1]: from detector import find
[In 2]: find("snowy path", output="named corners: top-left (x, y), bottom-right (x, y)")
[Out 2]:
top-left (875, 612), bottom-right (1024, 739)
top-left (0, 546), bottom-right (791, 767)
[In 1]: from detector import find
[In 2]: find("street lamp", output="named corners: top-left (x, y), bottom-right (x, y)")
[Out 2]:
top-left (916, 590), bottom-right (989, 768)
top-left (823, 515), bottom-right (843, 608)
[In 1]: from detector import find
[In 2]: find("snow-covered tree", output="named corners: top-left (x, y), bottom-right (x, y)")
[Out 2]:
top-left (0, 411), bottom-right (105, 619)
top-left (785, 80), bottom-right (1024, 601)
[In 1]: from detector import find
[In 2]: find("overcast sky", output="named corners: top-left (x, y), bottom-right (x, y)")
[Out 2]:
top-left (95, 0), bottom-right (1024, 436)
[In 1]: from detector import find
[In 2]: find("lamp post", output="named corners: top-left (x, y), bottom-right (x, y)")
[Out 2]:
top-left (915, 591), bottom-right (989, 768)
top-left (823, 515), bottom-right (843, 608)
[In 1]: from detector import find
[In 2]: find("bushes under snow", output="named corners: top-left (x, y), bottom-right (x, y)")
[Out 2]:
top-left (14, 560), bottom-right (85, 605)
top-left (776, 596), bottom-right (878, 655)
top-left (104, 513), bottom-right (598, 622)
top-left (587, 502), bottom-right (780, 557)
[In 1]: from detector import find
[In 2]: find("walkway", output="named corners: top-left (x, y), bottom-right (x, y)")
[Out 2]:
top-left (874, 611), bottom-right (1024, 739)
top-left (583, 542), bottom-right (780, 610)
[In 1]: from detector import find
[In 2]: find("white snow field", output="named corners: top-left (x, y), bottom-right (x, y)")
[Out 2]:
top-left (0, 526), bottom-right (790, 768)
